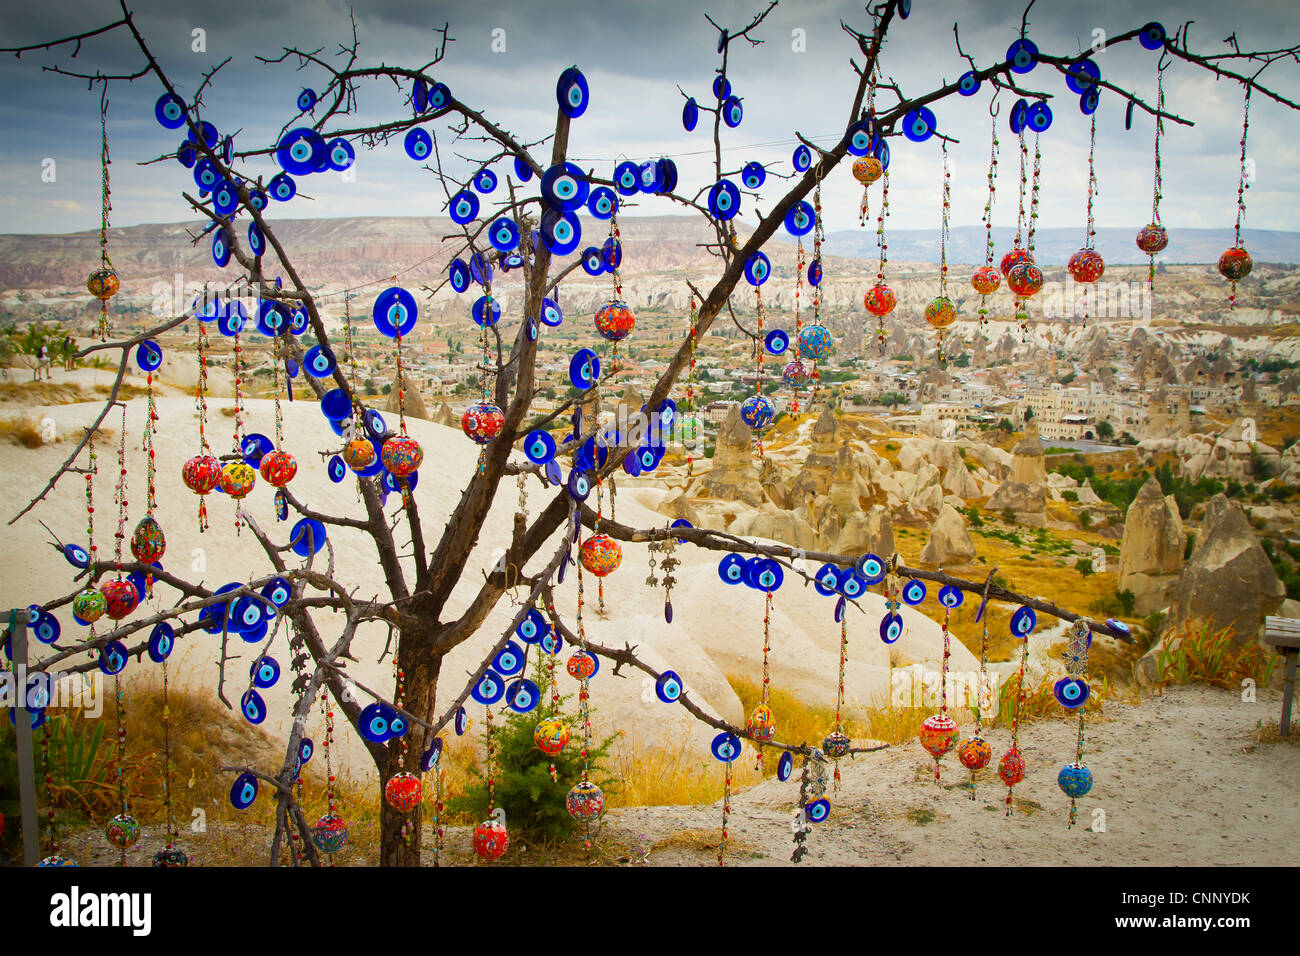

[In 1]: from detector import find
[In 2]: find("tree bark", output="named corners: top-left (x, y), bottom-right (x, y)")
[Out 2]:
top-left (378, 636), bottom-right (442, 867)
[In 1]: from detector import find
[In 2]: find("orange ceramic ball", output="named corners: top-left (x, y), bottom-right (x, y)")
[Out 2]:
top-left (998, 746), bottom-right (1026, 786)
top-left (1000, 247), bottom-right (1031, 278)
top-left (1136, 223), bottom-right (1169, 254)
top-left (852, 157), bottom-right (883, 185)
top-left (341, 437), bottom-right (376, 471)
top-left (958, 735), bottom-right (993, 771)
top-left (1067, 248), bottom-right (1105, 284)
top-left (182, 454), bottom-right (221, 495)
top-left (1007, 261), bottom-right (1044, 298)
top-left (258, 450), bottom-right (297, 487)
top-left (384, 771), bottom-right (422, 812)
top-left (863, 283), bottom-right (897, 317)
top-left (218, 460), bottom-right (257, 499)
top-left (746, 703), bottom-right (776, 743)
top-left (1218, 247), bottom-right (1253, 281)
top-left (971, 265), bottom-right (1001, 295)
top-left (533, 717), bottom-right (570, 757)
top-left (579, 533), bottom-right (622, 577)
top-left (473, 819), bottom-right (509, 860)
top-left (566, 649), bottom-right (597, 680)
top-left (87, 268), bottom-right (120, 300)
top-left (919, 713), bottom-right (959, 758)
top-left (594, 300), bottom-right (636, 342)
top-left (924, 296), bottom-right (957, 329)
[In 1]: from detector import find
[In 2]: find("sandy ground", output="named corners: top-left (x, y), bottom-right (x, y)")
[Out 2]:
top-left (598, 684), bottom-right (1300, 866)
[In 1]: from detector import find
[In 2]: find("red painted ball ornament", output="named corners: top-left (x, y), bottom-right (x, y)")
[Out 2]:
top-left (461, 402), bottom-right (505, 444)
top-left (473, 819), bottom-right (509, 860)
top-left (566, 649), bottom-right (597, 680)
top-left (384, 771), bottom-right (422, 812)
top-left (100, 579), bottom-right (139, 621)
top-left (594, 300), bottom-right (636, 342)
top-left (182, 454), bottom-right (221, 495)
top-left (381, 435), bottom-right (423, 477)
top-left (998, 745), bottom-right (1026, 787)
top-left (130, 515), bottom-right (166, 564)
top-left (999, 247), bottom-right (1031, 278)
top-left (1067, 248), bottom-right (1105, 284)
top-left (971, 265), bottom-right (1001, 295)
top-left (1218, 247), bottom-right (1253, 281)
top-left (566, 781), bottom-right (605, 821)
top-left (87, 268), bottom-right (120, 300)
top-left (919, 713), bottom-right (959, 758)
top-left (958, 735), bottom-right (993, 771)
top-left (1007, 261), bottom-right (1044, 298)
top-left (863, 283), bottom-right (897, 317)
top-left (258, 450), bottom-right (297, 487)
top-left (1136, 223), bottom-right (1169, 254)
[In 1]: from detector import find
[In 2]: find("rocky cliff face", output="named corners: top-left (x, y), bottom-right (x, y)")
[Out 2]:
top-left (1118, 475), bottom-right (1185, 614)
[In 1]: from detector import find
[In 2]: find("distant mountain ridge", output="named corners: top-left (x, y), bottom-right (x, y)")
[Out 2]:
top-left (0, 216), bottom-right (1295, 292)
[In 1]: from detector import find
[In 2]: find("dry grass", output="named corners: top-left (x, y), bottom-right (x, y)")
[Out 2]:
top-left (1154, 620), bottom-right (1281, 690)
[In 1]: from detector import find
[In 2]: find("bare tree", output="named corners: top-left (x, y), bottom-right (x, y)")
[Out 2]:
top-left (6, 0), bottom-right (1297, 866)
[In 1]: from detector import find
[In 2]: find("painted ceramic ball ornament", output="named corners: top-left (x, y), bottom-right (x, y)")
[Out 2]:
top-left (1136, 222), bottom-right (1169, 254)
top-left (311, 813), bottom-right (350, 853)
top-left (218, 460), bottom-right (257, 498)
top-left (73, 588), bottom-right (107, 623)
top-left (1007, 261), bottom-right (1044, 298)
top-left (823, 731), bottom-right (851, 759)
top-left (105, 812), bottom-right (140, 849)
top-left (971, 265), bottom-right (1001, 295)
top-left (740, 394), bottom-right (775, 431)
top-left (797, 324), bottom-right (833, 361)
top-left (384, 771), bottom-right (423, 812)
top-left (782, 360), bottom-right (809, 388)
top-left (566, 649), bottom-right (597, 680)
top-left (1067, 248), bottom-right (1105, 284)
top-left (258, 450), bottom-right (297, 488)
top-left (37, 856), bottom-right (78, 867)
top-left (342, 437), bottom-right (376, 471)
top-left (746, 703), bottom-right (776, 742)
top-left (998, 746), bottom-right (1026, 787)
top-left (1218, 247), bottom-right (1253, 281)
top-left (852, 156), bottom-right (883, 185)
top-left (958, 735), bottom-right (993, 771)
top-left (999, 247), bottom-right (1031, 278)
top-left (593, 300), bottom-right (635, 341)
top-left (566, 780), bottom-right (605, 821)
top-left (579, 533), bottom-right (622, 577)
top-left (129, 515), bottom-right (166, 564)
top-left (924, 296), bottom-right (957, 329)
top-left (919, 714), bottom-right (959, 757)
top-left (100, 579), bottom-right (139, 620)
top-left (473, 819), bottom-right (509, 860)
top-left (152, 847), bottom-right (189, 867)
top-left (181, 454), bottom-right (221, 495)
top-left (533, 717), bottom-right (570, 756)
top-left (863, 283), bottom-right (897, 317)
top-left (1057, 761), bottom-right (1094, 799)
top-left (461, 402), bottom-right (505, 444)
top-left (381, 435), bottom-right (423, 477)
top-left (87, 268), bottom-right (120, 300)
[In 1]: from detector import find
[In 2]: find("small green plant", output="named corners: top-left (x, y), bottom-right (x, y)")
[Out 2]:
top-left (1079, 510), bottom-right (1092, 530)
top-left (1116, 589), bottom-right (1136, 616)
top-left (1076, 556), bottom-right (1094, 577)
top-left (448, 660), bottom-right (618, 843)
top-left (1155, 621), bottom-right (1279, 689)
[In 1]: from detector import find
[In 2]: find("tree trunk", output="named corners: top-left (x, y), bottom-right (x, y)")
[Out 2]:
top-left (378, 641), bottom-right (442, 867)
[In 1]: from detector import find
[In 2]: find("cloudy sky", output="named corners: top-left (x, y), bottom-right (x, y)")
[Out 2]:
top-left (1, 0), bottom-right (1298, 239)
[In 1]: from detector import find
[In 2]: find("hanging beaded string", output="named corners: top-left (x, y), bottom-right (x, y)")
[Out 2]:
top-left (1012, 127), bottom-right (1029, 337)
top-left (194, 314), bottom-right (210, 532)
top-left (873, 170), bottom-right (891, 354)
top-left (96, 86), bottom-right (113, 343)
top-left (932, 593), bottom-right (953, 786)
top-left (574, 562), bottom-right (596, 859)
top-left (978, 112), bottom-right (999, 336)
top-left (41, 716), bottom-right (61, 861)
top-left (685, 294), bottom-right (698, 476)
top-left (319, 687), bottom-right (338, 867)
top-left (936, 139), bottom-right (952, 362)
top-left (111, 404), bottom-right (131, 865)
top-left (809, 181), bottom-right (825, 407)
top-left (859, 63), bottom-right (879, 227)
top-left (791, 753), bottom-right (811, 863)
top-left (790, 237), bottom-right (804, 417)
top-left (159, 651), bottom-right (179, 854)
top-left (1081, 114), bottom-right (1099, 328)
top-left (230, 323), bottom-right (246, 535)
top-left (1147, 67), bottom-right (1166, 290)
top-left (394, 655), bottom-right (416, 849)
top-left (1062, 619), bottom-right (1092, 828)
top-left (433, 747), bottom-right (446, 867)
top-left (968, 603), bottom-right (990, 801)
top-left (718, 746), bottom-right (732, 867)
top-left (476, 268), bottom-right (494, 475)
top-left (1020, 131), bottom-right (1043, 342)
top-left (608, 210), bottom-right (625, 369)
top-left (141, 341), bottom-right (158, 595)
top-left (753, 283), bottom-right (766, 461)
top-left (659, 532), bottom-right (678, 623)
top-left (1229, 84), bottom-right (1252, 309)
top-left (832, 612), bottom-right (848, 793)
top-left (1005, 625), bottom-right (1030, 816)
top-left (544, 597), bottom-right (563, 783)
top-left (754, 588), bottom-right (773, 774)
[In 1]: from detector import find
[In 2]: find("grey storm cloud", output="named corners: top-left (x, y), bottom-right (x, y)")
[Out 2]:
top-left (1, 0), bottom-right (1297, 237)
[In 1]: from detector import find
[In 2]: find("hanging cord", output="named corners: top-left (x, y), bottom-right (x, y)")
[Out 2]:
top-left (685, 294), bottom-right (698, 476)
top-left (937, 139), bottom-right (951, 361)
top-left (1230, 85), bottom-right (1252, 308)
top-left (977, 111), bottom-right (999, 335)
top-left (1148, 67), bottom-right (1166, 289)
top-left (832, 612), bottom-right (847, 793)
top-left (97, 84), bottom-right (113, 342)
top-left (874, 170), bottom-right (891, 354)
